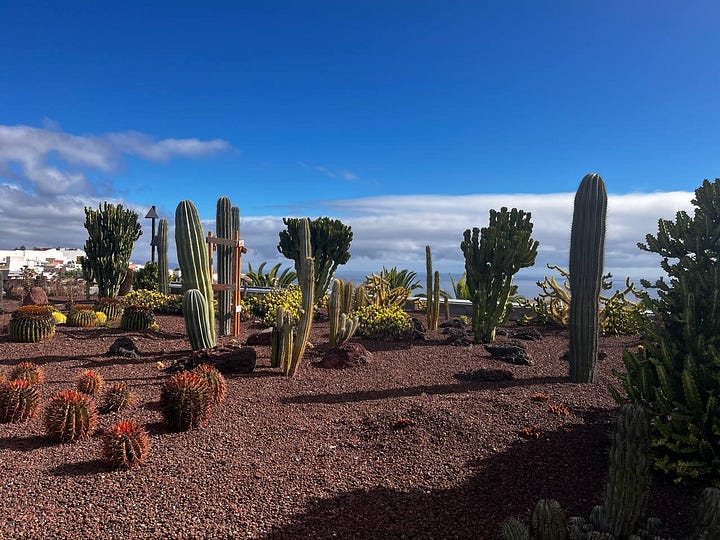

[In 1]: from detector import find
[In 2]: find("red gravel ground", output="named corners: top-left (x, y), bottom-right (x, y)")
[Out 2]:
top-left (0, 298), bottom-right (700, 539)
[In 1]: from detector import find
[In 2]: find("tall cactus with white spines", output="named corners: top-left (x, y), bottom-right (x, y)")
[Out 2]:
top-left (175, 200), bottom-right (216, 347)
top-left (157, 218), bottom-right (170, 295)
top-left (329, 279), bottom-right (359, 346)
top-left (286, 218), bottom-right (315, 377)
top-left (216, 196), bottom-right (234, 336)
top-left (183, 289), bottom-right (215, 351)
top-left (568, 173), bottom-right (607, 382)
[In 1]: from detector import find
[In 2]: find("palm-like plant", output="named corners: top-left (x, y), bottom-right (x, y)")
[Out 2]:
top-left (363, 267), bottom-right (422, 307)
top-left (449, 272), bottom-right (471, 300)
top-left (245, 262), bottom-right (297, 288)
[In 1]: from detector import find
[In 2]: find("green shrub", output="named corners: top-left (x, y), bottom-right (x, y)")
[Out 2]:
top-left (355, 304), bottom-right (412, 340)
top-left (122, 289), bottom-right (183, 314)
top-left (245, 285), bottom-right (302, 326)
top-left (134, 262), bottom-right (159, 291)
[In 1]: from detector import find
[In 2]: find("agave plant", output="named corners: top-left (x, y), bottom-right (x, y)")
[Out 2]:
top-left (245, 262), bottom-right (297, 288)
top-left (362, 267), bottom-right (422, 307)
top-left (449, 272), bottom-right (472, 300)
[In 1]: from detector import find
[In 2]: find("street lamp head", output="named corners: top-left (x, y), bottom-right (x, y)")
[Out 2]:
top-left (145, 205), bottom-right (159, 219)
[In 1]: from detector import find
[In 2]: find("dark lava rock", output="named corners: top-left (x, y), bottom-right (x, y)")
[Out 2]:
top-left (439, 319), bottom-right (466, 329)
top-left (246, 327), bottom-right (273, 346)
top-left (443, 327), bottom-right (473, 346)
top-left (512, 328), bottom-right (543, 341)
top-left (318, 343), bottom-right (372, 369)
top-left (454, 368), bottom-right (514, 382)
top-left (410, 317), bottom-right (427, 341)
top-left (108, 337), bottom-right (140, 358)
top-left (483, 342), bottom-right (533, 366)
top-left (22, 287), bottom-right (48, 306)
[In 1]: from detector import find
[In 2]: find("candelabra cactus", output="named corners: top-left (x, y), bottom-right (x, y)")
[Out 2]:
top-left (0, 379), bottom-right (40, 423)
top-left (10, 361), bottom-right (45, 386)
top-left (175, 200), bottom-right (216, 348)
top-left (7, 305), bottom-right (56, 343)
top-left (99, 382), bottom-right (137, 413)
top-left (157, 218), bottom-right (170, 295)
top-left (568, 173), bottom-right (607, 383)
top-left (45, 390), bottom-right (98, 442)
top-left (461, 208), bottom-right (539, 343)
top-left (329, 279), bottom-right (359, 346)
top-left (102, 419), bottom-right (151, 469)
top-left (120, 304), bottom-right (156, 331)
top-left (160, 371), bottom-right (212, 431)
top-left (67, 305), bottom-right (100, 327)
top-left (183, 289), bottom-right (215, 350)
top-left (76, 370), bottom-right (105, 395)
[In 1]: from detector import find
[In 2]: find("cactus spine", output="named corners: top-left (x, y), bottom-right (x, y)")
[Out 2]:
top-left (568, 173), bottom-right (607, 382)
top-left (271, 306), bottom-right (294, 369)
top-left (175, 200), bottom-right (216, 347)
top-left (287, 218), bottom-right (315, 377)
top-left (425, 246), bottom-right (440, 331)
top-left (216, 196), bottom-right (234, 336)
top-left (329, 279), bottom-right (359, 346)
top-left (183, 289), bottom-right (215, 351)
top-left (157, 218), bottom-right (170, 295)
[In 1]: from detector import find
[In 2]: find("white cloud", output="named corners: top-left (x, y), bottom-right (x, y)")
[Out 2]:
top-left (299, 162), bottom-right (359, 181)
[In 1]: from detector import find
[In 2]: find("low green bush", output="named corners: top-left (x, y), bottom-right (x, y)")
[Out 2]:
top-left (355, 304), bottom-right (412, 340)
top-left (122, 289), bottom-right (182, 314)
top-left (245, 286), bottom-right (302, 326)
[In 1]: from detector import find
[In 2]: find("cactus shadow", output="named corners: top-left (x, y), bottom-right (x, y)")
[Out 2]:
top-left (0, 433), bottom-right (56, 452)
top-left (49, 458), bottom-right (108, 477)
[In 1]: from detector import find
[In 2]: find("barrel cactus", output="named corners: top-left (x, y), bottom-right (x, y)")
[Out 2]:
top-left (160, 371), bottom-right (212, 431)
top-left (0, 379), bottom-right (40, 423)
top-left (9, 361), bottom-right (45, 386)
top-left (120, 304), bottom-right (156, 331)
top-left (76, 370), bottom-right (105, 395)
top-left (67, 305), bottom-right (100, 328)
top-left (94, 297), bottom-right (125, 322)
top-left (191, 363), bottom-right (227, 405)
top-left (7, 305), bottom-right (56, 343)
top-left (98, 382), bottom-right (137, 413)
top-left (102, 419), bottom-right (151, 469)
top-left (45, 390), bottom-right (98, 442)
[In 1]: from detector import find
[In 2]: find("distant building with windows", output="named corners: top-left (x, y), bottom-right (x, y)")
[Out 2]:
top-left (0, 248), bottom-right (87, 276)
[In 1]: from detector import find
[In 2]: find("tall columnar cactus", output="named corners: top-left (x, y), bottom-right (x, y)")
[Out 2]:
top-left (271, 305), bottom-right (294, 369)
top-left (603, 403), bottom-right (649, 538)
top-left (83, 202), bottom-right (142, 298)
top-left (175, 200), bottom-right (216, 347)
top-left (183, 289), bottom-right (215, 351)
top-left (216, 196), bottom-right (234, 336)
top-left (329, 278), bottom-right (359, 346)
top-left (425, 246), bottom-right (440, 331)
top-left (157, 218), bottom-right (170, 295)
top-left (461, 208), bottom-right (539, 343)
top-left (568, 173), bottom-right (607, 383)
top-left (285, 218), bottom-right (315, 377)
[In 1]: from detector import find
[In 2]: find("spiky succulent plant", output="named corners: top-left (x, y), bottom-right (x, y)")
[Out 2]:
top-left (98, 382), bottom-right (137, 413)
top-left (0, 379), bottom-right (40, 423)
top-left (67, 306), bottom-right (100, 328)
top-left (160, 371), bottom-right (211, 431)
top-left (191, 363), bottom-right (227, 405)
top-left (120, 305), bottom-right (156, 331)
top-left (7, 305), bottom-right (56, 343)
top-left (94, 297), bottom-right (125, 322)
top-left (76, 370), bottom-right (105, 395)
top-left (9, 361), bottom-right (45, 386)
top-left (44, 390), bottom-right (98, 442)
top-left (102, 419), bottom-right (150, 469)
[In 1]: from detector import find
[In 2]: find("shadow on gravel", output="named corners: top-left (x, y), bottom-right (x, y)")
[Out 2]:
top-left (49, 458), bottom-right (108, 477)
top-left (258, 406), bottom-right (694, 539)
top-left (143, 420), bottom-right (172, 436)
top-left (0, 434), bottom-right (56, 452)
top-left (282, 376), bottom-right (567, 405)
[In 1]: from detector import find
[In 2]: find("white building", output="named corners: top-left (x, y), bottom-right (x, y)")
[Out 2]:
top-left (0, 248), bottom-right (87, 276)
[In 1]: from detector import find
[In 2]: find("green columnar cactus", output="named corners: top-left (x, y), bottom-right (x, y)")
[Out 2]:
top-left (461, 208), bottom-right (539, 343)
top-left (329, 279), bottom-right (359, 346)
top-left (278, 216), bottom-right (352, 304)
top-left (285, 218), bottom-right (315, 377)
top-left (175, 200), bottom-right (216, 347)
top-left (425, 246), bottom-right (440, 331)
top-left (83, 202), bottom-right (142, 298)
top-left (603, 404), bottom-right (649, 538)
top-left (271, 305), bottom-right (294, 369)
top-left (183, 289), bottom-right (215, 350)
top-left (694, 488), bottom-right (720, 538)
top-left (157, 218), bottom-right (170, 295)
top-left (568, 173), bottom-right (607, 383)
top-left (530, 499), bottom-right (567, 540)
top-left (216, 196), bottom-right (234, 336)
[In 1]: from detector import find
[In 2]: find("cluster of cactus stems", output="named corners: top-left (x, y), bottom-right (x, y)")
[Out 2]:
top-left (425, 246), bottom-right (441, 331)
top-left (500, 404), bottom-right (720, 539)
top-left (83, 202), bottom-right (142, 298)
top-left (568, 173), bottom-right (607, 383)
top-left (77, 370), bottom-right (105, 395)
top-left (175, 200), bottom-right (216, 349)
top-left (99, 382), bottom-right (137, 413)
top-left (0, 379), bottom-right (40, 423)
top-left (67, 306), bottom-right (100, 328)
top-left (271, 305), bottom-right (294, 369)
top-left (7, 305), bottom-right (56, 343)
top-left (328, 278), bottom-right (359, 346)
top-left (102, 419), bottom-right (150, 469)
top-left (288, 218), bottom-right (315, 376)
top-left (95, 297), bottom-right (124, 322)
top-left (120, 304), bottom-right (156, 331)
top-left (215, 196), bottom-right (240, 336)
top-left (45, 390), bottom-right (98, 442)
top-left (461, 207), bottom-right (539, 343)
top-left (160, 371), bottom-right (212, 431)
top-left (191, 363), bottom-right (227, 405)
top-left (10, 361), bottom-right (45, 386)
top-left (157, 217), bottom-right (170, 295)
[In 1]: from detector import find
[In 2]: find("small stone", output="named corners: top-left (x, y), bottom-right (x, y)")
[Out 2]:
top-left (318, 343), bottom-right (372, 369)
top-left (245, 328), bottom-right (273, 346)
top-left (22, 287), bottom-right (48, 306)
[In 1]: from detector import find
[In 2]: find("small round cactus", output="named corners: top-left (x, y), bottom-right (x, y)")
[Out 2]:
top-left (76, 370), bottom-right (104, 395)
top-left (121, 305), bottom-right (156, 331)
top-left (192, 363), bottom-right (227, 405)
top-left (10, 361), bottom-right (45, 386)
top-left (67, 306), bottom-right (100, 328)
top-left (7, 305), bottom-right (56, 343)
top-left (102, 419), bottom-right (150, 469)
top-left (94, 297), bottom-right (125, 322)
top-left (160, 371), bottom-right (211, 431)
top-left (98, 382), bottom-right (137, 413)
top-left (0, 379), bottom-right (40, 423)
top-left (44, 390), bottom-right (98, 442)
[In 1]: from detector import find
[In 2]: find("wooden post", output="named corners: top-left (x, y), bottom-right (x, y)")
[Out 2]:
top-left (206, 231), bottom-right (247, 337)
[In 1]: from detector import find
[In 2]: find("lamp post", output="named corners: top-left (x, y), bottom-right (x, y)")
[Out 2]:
top-left (145, 205), bottom-right (160, 263)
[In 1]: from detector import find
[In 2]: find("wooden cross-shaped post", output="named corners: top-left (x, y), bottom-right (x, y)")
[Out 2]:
top-left (207, 231), bottom-right (247, 337)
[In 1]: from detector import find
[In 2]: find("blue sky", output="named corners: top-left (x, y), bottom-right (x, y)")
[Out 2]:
top-left (0, 1), bottom-right (716, 293)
